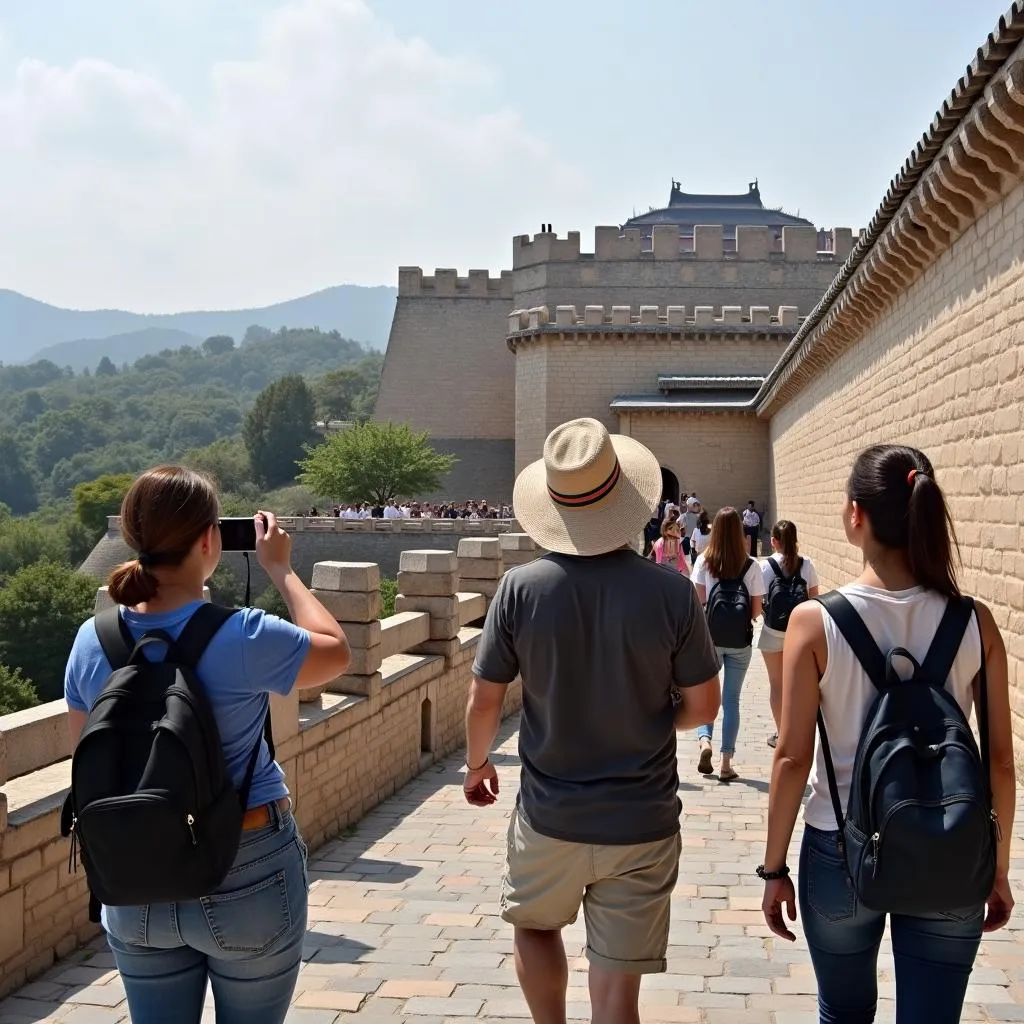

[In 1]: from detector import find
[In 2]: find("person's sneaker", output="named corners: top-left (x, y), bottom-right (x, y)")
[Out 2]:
top-left (767, 733), bottom-right (778, 749)
top-left (697, 744), bottom-right (714, 775)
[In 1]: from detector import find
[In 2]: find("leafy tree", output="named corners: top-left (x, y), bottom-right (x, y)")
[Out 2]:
top-left (96, 356), bottom-right (118, 376)
top-left (202, 335), bottom-right (236, 357)
top-left (313, 368), bottom-right (367, 423)
top-left (255, 586), bottom-right (291, 622)
top-left (207, 565), bottom-right (245, 607)
top-left (0, 433), bottom-right (38, 514)
top-left (0, 561), bottom-right (98, 702)
top-left (0, 515), bottom-right (72, 581)
top-left (243, 376), bottom-right (318, 487)
top-left (73, 473), bottom-right (135, 539)
top-left (0, 664), bottom-right (38, 715)
top-left (243, 325), bottom-right (273, 344)
top-left (379, 577), bottom-right (397, 619)
top-left (298, 422), bottom-right (455, 505)
top-left (168, 409), bottom-right (221, 450)
top-left (183, 438), bottom-right (253, 492)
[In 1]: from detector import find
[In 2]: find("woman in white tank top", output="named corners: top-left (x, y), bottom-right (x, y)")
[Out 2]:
top-left (759, 444), bottom-right (1015, 1023)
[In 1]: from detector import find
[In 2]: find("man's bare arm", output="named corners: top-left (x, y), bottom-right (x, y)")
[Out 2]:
top-left (674, 675), bottom-right (721, 730)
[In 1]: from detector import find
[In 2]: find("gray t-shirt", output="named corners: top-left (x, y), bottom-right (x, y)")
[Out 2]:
top-left (473, 549), bottom-right (720, 845)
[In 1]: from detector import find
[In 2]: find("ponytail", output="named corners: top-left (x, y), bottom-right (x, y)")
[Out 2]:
top-left (107, 559), bottom-right (159, 607)
top-left (847, 444), bottom-right (960, 598)
top-left (772, 520), bottom-right (799, 575)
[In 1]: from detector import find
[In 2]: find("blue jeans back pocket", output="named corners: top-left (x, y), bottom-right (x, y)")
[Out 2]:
top-left (805, 843), bottom-right (856, 923)
top-left (200, 870), bottom-right (292, 954)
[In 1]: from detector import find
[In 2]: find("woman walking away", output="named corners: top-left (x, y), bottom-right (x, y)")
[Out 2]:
top-left (650, 516), bottom-right (690, 576)
top-left (692, 507), bottom-right (764, 780)
top-left (690, 510), bottom-right (711, 567)
top-left (761, 444), bottom-right (1015, 1023)
top-left (64, 467), bottom-right (352, 1024)
top-left (760, 520), bottom-right (819, 749)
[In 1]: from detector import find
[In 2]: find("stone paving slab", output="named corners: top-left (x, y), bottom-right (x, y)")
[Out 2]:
top-left (3, 649), bottom-right (1024, 1022)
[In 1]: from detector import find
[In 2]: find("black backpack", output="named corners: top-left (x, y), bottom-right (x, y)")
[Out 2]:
top-left (816, 591), bottom-right (996, 915)
top-left (705, 557), bottom-right (755, 648)
top-left (764, 557), bottom-right (808, 631)
top-left (60, 603), bottom-right (274, 917)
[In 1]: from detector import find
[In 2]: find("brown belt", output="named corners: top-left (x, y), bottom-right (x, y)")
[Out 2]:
top-left (242, 798), bottom-right (291, 831)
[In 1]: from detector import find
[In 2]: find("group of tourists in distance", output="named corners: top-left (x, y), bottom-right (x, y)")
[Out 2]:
top-left (55, 413), bottom-right (1014, 1023)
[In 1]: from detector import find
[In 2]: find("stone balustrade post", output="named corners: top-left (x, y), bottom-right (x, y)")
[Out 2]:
top-left (310, 562), bottom-right (382, 699)
top-left (396, 550), bottom-right (460, 660)
top-left (457, 537), bottom-right (504, 604)
top-left (499, 533), bottom-right (541, 568)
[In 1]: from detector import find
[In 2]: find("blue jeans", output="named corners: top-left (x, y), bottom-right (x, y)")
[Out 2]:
top-left (799, 825), bottom-right (983, 1023)
top-left (696, 645), bottom-right (752, 755)
top-left (103, 802), bottom-right (308, 1024)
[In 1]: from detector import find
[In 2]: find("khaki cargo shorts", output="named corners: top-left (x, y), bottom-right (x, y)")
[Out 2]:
top-left (499, 807), bottom-right (681, 974)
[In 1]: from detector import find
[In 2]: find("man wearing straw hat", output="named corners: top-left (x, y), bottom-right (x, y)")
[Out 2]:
top-left (464, 418), bottom-right (721, 1024)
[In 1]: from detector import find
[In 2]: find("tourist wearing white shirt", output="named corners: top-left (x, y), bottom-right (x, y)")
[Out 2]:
top-left (742, 502), bottom-right (761, 556)
top-left (691, 507), bottom-right (765, 781)
top-left (758, 521), bottom-right (820, 749)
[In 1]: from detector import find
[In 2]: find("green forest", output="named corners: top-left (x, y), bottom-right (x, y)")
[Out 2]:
top-left (0, 327), bottom-right (384, 715)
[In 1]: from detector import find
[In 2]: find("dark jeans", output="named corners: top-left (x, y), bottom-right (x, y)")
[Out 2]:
top-left (744, 526), bottom-right (758, 556)
top-left (799, 825), bottom-right (983, 1023)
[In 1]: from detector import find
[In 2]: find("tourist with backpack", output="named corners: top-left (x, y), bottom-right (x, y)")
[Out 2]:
top-left (761, 444), bottom-right (1015, 1023)
top-left (760, 520), bottom-right (819, 749)
top-left (692, 507), bottom-right (765, 781)
top-left (690, 510), bottom-right (711, 567)
top-left (63, 466), bottom-right (352, 1024)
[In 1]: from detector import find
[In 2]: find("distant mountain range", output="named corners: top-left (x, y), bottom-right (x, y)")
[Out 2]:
top-left (0, 284), bottom-right (398, 369)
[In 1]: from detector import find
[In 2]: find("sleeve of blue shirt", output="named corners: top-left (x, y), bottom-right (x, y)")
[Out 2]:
top-left (64, 619), bottom-right (95, 713)
top-left (238, 608), bottom-right (312, 695)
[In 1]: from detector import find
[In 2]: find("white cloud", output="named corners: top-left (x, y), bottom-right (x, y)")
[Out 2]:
top-left (0, 0), bottom-right (585, 311)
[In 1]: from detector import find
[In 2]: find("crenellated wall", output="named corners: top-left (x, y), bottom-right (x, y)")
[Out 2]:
top-left (508, 303), bottom-right (802, 331)
top-left (511, 224), bottom-right (855, 267)
top-left (0, 535), bottom-right (542, 998)
top-left (397, 267), bottom-right (513, 298)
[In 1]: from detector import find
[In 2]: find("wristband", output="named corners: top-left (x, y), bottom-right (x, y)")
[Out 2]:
top-left (466, 757), bottom-right (489, 772)
top-left (756, 864), bottom-right (790, 881)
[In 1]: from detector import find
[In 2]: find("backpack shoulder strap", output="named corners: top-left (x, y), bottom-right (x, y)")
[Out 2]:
top-left (816, 591), bottom-right (886, 689)
top-left (920, 596), bottom-right (973, 684)
top-left (173, 603), bottom-right (238, 670)
top-left (94, 607), bottom-right (135, 671)
top-left (768, 559), bottom-right (783, 580)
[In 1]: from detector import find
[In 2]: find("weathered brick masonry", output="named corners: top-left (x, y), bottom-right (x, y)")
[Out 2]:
top-left (761, 29), bottom-right (1024, 746)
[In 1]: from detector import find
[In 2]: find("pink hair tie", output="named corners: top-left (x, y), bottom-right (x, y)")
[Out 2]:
top-left (907, 469), bottom-right (918, 485)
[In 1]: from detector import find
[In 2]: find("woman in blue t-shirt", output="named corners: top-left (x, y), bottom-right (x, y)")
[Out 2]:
top-left (64, 466), bottom-right (351, 1024)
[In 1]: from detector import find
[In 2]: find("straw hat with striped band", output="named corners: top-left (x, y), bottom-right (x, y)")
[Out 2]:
top-left (513, 418), bottom-right (662, 556)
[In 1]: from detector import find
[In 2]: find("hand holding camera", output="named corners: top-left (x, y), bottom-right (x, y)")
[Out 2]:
top-left (254, 511), bottom-right (292, 580)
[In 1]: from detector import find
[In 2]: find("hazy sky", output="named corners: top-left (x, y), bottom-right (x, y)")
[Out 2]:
top-left (0, 0), bottom-right (1005, 312)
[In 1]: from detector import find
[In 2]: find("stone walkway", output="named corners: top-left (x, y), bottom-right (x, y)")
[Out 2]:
top-left (3, 652), bottom-right (1024, 1023)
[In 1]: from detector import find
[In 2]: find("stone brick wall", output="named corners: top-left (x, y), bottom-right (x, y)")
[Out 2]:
top-left (514, 331), bottom-right (791, 471)
top-left (767, 179), bottom-right (1024, 744)
top-left (621, 411), bottom-right (771, 516)
top-left (374, 293), bottom-right (515, 442)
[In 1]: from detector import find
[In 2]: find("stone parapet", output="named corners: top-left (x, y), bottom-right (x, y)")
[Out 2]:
top-left (457, 538), bottom-right (504, 609)
top-left (396, 550), bottom-right (462, 654)
top-left (499, 533), bottom-right (544, 568)
top-left (312, 561), bottom-right (383, 701)
top-left (509, 304), bottom-right (802, 335)
top-left (397, 267), bottom-right (514, 298)
top-left (513, 225), bottom-right (857, 268)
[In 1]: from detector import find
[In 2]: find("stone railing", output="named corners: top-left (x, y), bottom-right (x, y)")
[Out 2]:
top-left (0, 533), bottom-right (541, 998)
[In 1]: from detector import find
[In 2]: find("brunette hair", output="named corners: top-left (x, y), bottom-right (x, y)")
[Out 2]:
top-left (697, 510), bottom-right (710, 533)
top-left (660, 516), bottom-right (681, 539)
top-left (772, 520), bottom-right (799, 575)
top-left (108, 466), bottom-right (220, 607)
top-left (704, 507), bottom-right (747, 579)
top-left (847, 444), bottom-right (960, 598)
